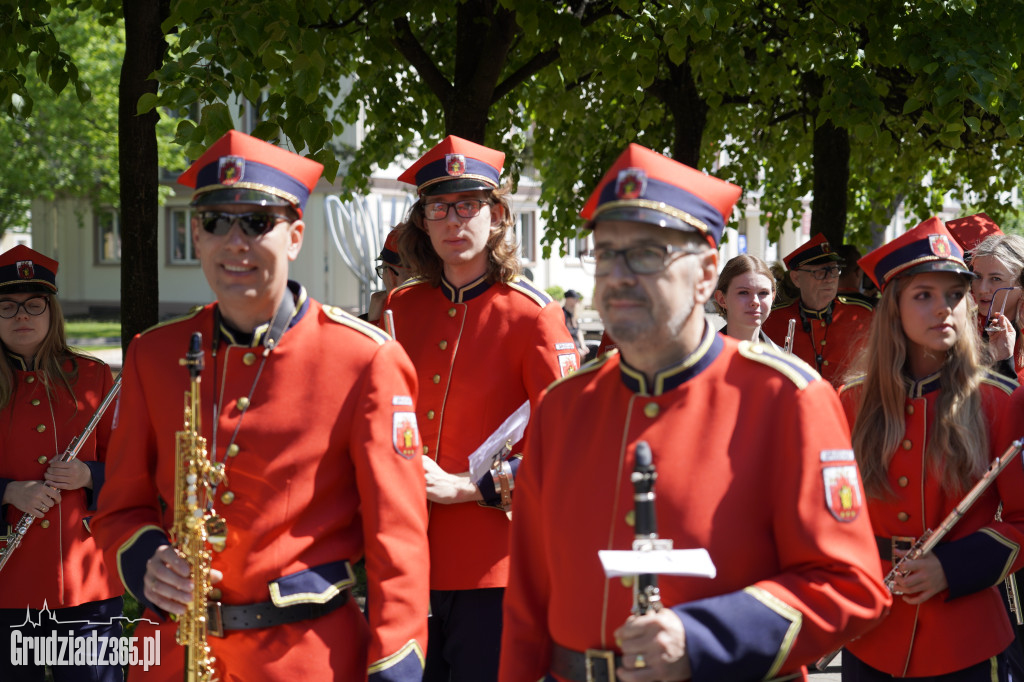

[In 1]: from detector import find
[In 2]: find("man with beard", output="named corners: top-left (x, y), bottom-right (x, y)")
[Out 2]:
top-left (499, 144), bottom-right (890, 682)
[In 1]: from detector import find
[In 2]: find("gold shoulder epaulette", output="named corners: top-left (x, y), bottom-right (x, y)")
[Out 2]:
top-left (137, 305), bottom-right (206, 337)
top-left (737, 341), bottom-right (819, 390)
top-left (392, 276), bottom-right (427, 294)
top-left (836, 295), bottom-right (874, 311)
top-left (507, 277), bottom-right (553, 308)
top-left (321, 305), bottom-right (390, 345)
top-left (544, 349), bottom-right (614, 393)
top-left (837, 374), bottom-right (866, 396)
top-left (981, 368), bottom-right (1019, 396)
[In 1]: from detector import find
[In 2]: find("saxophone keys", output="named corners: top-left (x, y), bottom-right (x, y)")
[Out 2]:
top-left (208, 462), bottom-right (226, 486)
top-left (206, 515), bottom-right (228, 552)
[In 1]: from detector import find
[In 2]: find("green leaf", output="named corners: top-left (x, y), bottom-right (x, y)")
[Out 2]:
top-left (136, 91), bottom-right (159, 115)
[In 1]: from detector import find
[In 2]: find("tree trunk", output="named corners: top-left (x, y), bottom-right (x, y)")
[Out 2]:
top-left (119, 1), bottom-right (168, 351)
top-left (810, 119), bottom-right (850, 247)
top-left (666, 62), bottom-right (708, 168)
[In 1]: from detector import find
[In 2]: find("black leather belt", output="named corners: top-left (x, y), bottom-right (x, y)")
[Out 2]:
top-left (875, 535), bottom-right (915, 563)
top-left (206, 589), bottom-right (349, 638)
top-left (551, 643), bottom-right (621, 682)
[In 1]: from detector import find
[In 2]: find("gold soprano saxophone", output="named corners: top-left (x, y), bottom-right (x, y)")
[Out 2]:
top-left (0, 373), bottom-right (122, 574)
top-left (173, 333), bottom-right (226, 682)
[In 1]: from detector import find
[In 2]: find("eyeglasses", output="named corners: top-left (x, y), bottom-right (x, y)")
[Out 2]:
top-left (422, 199), bottom-right (490, 221)
top-left (375, 264), bottom-right (400, 280)
top-left (0, 296), bottom-right (48, 319)
top-left (585, 244), bottom-right (704, 277)
top-left (197, 211), bottom-right (290, 237)
top-left (796, 266), bottom-right (842, 280)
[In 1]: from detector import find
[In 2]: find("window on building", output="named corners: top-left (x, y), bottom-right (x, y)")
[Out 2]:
top-left (244, 94), bottom-right (265, 135)
top-left (96, 208), bottom-right (121, 264)
top-left (169, 207), bottom-right (198, 264)
top-left (565, 231), bottom-right (590, 261)
top-left (516, 211), bottom-right (536, 263)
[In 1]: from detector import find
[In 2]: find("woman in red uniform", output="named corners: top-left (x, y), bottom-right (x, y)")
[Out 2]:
top-left (0, 245), bottom-right (121, 682)
top-left (970, 234), bottom-right (1024, 383)
top-left (841, 218), bottom-right (1024, 680)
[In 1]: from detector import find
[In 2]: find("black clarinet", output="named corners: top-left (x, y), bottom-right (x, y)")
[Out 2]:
top-left (631, 441), bottom-right (662, 614)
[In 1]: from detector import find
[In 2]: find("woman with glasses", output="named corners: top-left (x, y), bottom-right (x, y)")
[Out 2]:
top-left (840, 218), bottom-right (1024, 681)
top-left (713, 254), bottom-right (779, 347)
top-left (970, 234), bottom-right (1024, 383)
top-left (0, 245), bottom-right (123, 682)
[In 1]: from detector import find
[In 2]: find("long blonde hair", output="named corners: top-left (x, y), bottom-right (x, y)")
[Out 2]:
top-left (399, 183), bottom-right (521, 287)
top-left (849, 275), bottom-right (988, 498)
top-left (0, 295), bottom-right (79, 411)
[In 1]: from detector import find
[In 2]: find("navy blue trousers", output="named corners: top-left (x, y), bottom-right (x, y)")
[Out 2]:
top-left (842, 647), bottom-right (1011, 681)
top-left (424, 587), bottom-right (504, 682)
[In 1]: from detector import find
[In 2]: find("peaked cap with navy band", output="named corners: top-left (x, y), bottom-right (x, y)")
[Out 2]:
top-left (398, 135), bottom-right (505, 196)
top-left (580, 144), bottom-right (742, 247)
top-left (946, 212), bottom-right (1004, 253)
top-left (859, 216), bottom-right (975, 291)
top-left (178, 130), bottom-right (324, 217)
top-left (378, 227), bottom-right (403, 266)
top-left (783, 233), bottom-right (843, 270)
top-left (0, 244), bottom-right (58, 294)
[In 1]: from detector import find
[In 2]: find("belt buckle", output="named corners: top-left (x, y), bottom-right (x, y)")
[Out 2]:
top-left (585, 648), bottom-right (616, 682)
top-left (206, 601), bottom-right (224, 638)
top-left (891, 536), bottom-right (915, 569)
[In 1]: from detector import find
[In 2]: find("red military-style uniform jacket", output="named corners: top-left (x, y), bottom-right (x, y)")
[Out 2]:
top-left (385, 275), bottom-right (578, 590)
top-left (500, 327), bottom-right (891, 682)
top-left (762, 295), bottom-right (873, 386)
top-left (92, 285), bottom-right (430, 682)
top-left (840, 370), bottom-right (1023, 677)
top-left (0, 354), bottom-right (120, 609)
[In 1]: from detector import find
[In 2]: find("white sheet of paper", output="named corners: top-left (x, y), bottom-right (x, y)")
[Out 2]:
top-left (598, 549), bottom-right (717, 579)
top-left (467, 400), bottom-right (530, 482)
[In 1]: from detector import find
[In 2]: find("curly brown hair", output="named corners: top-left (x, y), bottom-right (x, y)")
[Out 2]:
top-left (398, 184), bottom-right (521, 287)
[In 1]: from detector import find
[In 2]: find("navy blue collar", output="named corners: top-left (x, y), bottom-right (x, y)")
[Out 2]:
top-left (217, 281), bottom-right (309, 347)
top-left (799, 299), bottom-right (833, 322)
top-left (618, 322), bottom-right (723, 395)
top-left (6, 351), bottom-right (31, 371)
top-left (907, 371), bottom-right (942, 398)
top-left (440, 275), bottom-right (491, 303)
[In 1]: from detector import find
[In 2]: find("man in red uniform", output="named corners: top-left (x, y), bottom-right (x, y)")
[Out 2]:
top-left (499, 144), bottom-right (891, 682)
top-left (762, 234), bottom-right (874, 386)
top-left (384, 135), bottom-right (579, 681)
top-left (92, 131), bottom-right (430, 682)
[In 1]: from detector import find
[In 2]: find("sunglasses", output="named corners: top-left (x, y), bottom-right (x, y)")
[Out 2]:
top-left (197, 211), bottom-right (291, 237)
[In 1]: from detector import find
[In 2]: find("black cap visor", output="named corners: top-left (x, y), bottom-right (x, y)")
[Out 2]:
top-left (192, 188), bottom-right (293, 209)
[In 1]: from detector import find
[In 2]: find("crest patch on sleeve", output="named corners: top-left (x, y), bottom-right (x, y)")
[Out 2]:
top-left (558, 353), bottom-right (579, 377)
top-left (822, 465), bottom-right (862, 522)
top-left (393, 412), bottom-right (422, 460)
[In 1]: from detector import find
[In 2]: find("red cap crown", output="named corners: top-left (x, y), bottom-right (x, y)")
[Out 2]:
top-left (0, 245), bottom-right (58, 294)
top-left (580, 144), bottom-right (741, 247)
top-left (399, 136), bottom-right (505, 196)
top-left (859, 216), bottom-right (972, 291)
top-left (379, 227), bottom-right (403, 266)
top-left (177, 130), bottom-right (323, 217)
top-left (945, 213), bottom-right (1003, 253)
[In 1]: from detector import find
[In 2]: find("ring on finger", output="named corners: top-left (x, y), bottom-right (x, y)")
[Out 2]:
top-left (634, 653), bottom-right (646, 669)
